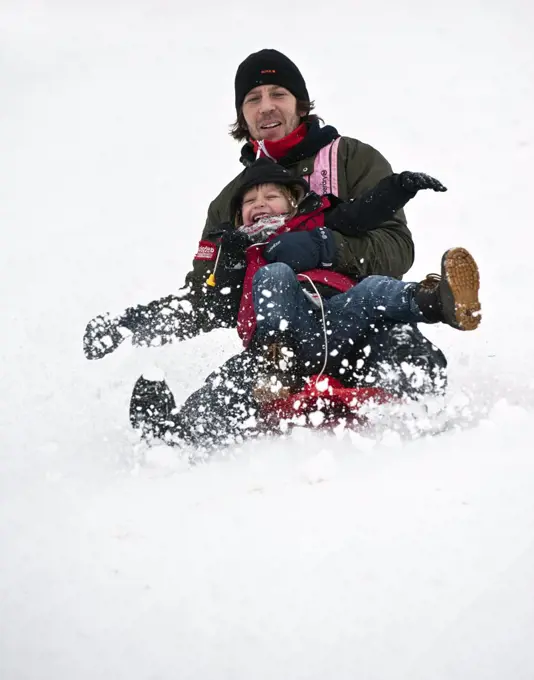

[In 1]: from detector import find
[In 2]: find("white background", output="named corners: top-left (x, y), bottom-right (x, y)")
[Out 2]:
top-left (1, 1), bottom-right (534, 678)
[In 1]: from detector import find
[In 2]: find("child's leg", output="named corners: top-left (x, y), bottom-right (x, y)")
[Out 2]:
top-left (252, 262), bottom-right (324, 361)
top-left (326, 247), bottom-right (481, 336)
top-left (325, 275), bottom-right (424, 337)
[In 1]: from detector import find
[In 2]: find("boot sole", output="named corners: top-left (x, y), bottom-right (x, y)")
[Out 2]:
top-left (129, 376), bottom-right (177, 434)
top-left (441, 248), bottom-right (481, 331)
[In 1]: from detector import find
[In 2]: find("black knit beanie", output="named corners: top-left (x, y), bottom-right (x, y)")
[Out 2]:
top-left (230, 158), bottom-right (309, 223)
top-left (234, 49), bottom-right (309, 113)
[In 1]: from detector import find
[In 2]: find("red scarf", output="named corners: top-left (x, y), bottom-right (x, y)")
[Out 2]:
top-left (251, 122), bottom-right (307, 161)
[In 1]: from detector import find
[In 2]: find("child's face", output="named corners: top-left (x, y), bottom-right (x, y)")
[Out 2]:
top-left (241, 183), bottom-right (292, 226)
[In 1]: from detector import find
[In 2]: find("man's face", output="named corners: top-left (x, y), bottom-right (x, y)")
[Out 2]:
top-left (242, 85), bottom-right (302, 142)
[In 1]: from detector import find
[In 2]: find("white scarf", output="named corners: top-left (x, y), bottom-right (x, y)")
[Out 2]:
top-left (238, 214), bottom-right (290, 243)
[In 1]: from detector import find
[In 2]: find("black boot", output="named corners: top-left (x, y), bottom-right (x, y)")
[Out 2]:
top-left (414, 247), bottom-right (481, 331)
top-left (129, 374), bottom-right (177, 440)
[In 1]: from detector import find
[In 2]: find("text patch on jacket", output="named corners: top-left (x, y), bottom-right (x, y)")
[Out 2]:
top-left (194, 240), bottom-right (218, 261)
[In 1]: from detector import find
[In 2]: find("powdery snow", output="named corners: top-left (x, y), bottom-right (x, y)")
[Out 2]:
top-left (1, 2), bottom-right (534, 679)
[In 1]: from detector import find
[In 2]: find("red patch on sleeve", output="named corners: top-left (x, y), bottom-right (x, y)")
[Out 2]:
top-left (194, 240), bottom-right (218, 261)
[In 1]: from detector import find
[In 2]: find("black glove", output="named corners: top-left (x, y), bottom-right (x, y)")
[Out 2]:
top-left (83, 313), bottom-right (130, 360)
top-left (263, 227), bottom-right (336, 273)
top-left (218, 229), bottom-right (253, 267)
top-left (83, 294), bottom-right (194, 359)
top-left (399, 171), bottom-right (447, 193)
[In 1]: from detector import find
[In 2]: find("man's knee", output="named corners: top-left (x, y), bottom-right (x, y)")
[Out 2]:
top-left (365, 323), bottom-right (448, 396)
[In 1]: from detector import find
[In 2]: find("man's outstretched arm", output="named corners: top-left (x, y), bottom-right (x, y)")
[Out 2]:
top-left (325, 171), bottom-right (446, 236)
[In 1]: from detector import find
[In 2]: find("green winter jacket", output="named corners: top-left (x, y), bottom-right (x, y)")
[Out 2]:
top-left (183, 121), bottom-right (414, 296)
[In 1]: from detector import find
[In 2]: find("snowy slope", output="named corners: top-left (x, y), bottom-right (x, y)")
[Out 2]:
top-left (1, 1), bottom-right (534, 678)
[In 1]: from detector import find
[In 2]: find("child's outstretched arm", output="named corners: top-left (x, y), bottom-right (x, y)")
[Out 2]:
top-left (325, 172), bottom-right (446, 236)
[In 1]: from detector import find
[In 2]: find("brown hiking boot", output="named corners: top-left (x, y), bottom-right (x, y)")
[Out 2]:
top-left (415, 247), bottom-right (481, 331)
top-left (252, 339), bottom-right (301, 404)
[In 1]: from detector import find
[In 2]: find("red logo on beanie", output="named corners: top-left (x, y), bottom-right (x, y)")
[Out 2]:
top-left (260, 69), bottom-right (276, 74)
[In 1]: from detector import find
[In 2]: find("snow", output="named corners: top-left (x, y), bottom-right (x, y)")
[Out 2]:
top-left (2, 1), bottom-right (534, 678)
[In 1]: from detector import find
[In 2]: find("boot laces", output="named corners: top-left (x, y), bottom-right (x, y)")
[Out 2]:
top-left (420, 273), bottom-right (441, 292)
top-left (265, 342), bottom-right (294, 371)
top-left (254, 342), bottom-right (294, 404)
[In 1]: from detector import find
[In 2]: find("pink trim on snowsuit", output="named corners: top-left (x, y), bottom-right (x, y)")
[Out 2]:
top-left (305, 138), bottom-right (341, 196)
